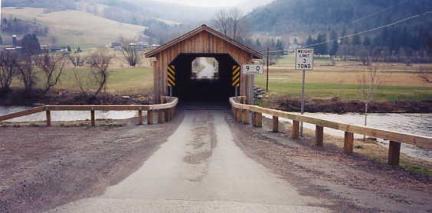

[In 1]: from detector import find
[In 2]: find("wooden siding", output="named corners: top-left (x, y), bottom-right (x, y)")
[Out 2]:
top-left (148, 27), bottom-right (261, 102)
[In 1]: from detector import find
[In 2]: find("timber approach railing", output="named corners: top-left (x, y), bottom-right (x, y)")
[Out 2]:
top-left (0, 96), bottom-right (178, 127)
top-left (230, 96), bottom-right (432, 166)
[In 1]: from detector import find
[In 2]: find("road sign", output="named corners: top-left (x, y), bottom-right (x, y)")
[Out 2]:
top-left (242, 64), bottom-right (264, 75)
top-left (232, 65), bottom-right (241, 87)
top-left (167, 65), bottom-right (176, 86)
top-left (295, 48), bottom-right (314, 70)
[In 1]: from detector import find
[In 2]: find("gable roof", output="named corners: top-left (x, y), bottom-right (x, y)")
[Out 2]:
top-left (145, 25), bottom-right (262, 59)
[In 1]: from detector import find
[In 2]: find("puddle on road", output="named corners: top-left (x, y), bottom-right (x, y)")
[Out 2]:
top-left (183, 111), bottom-right (218, 182)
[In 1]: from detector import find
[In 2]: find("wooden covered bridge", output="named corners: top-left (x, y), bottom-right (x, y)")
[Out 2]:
top-left (145, 24), bottom-right (262, 103)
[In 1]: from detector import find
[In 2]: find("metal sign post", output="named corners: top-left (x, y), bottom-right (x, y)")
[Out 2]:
top-left (295, 48), bottom-right (314, 137)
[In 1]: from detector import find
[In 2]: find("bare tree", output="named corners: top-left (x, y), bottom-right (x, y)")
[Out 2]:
top-left (87, 49), bottom-right (113, 97)
top-left (119, 37), bottom-right (139, 67)
top-left (358, 65), bottom-right (381, 139)
top-left (34, 52), bottom-right (66, 94)
top-left (16, 55), bottom-right (36, 95)
top-left (68, 51), bottom-right (85, 68)
top-left (213, 9), bottom-right (246, 41)
top-left (0, 51), bottom-right (18, 93)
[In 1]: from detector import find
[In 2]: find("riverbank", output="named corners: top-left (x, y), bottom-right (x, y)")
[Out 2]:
top-left (0, 90), bottom-right (153, 106)
top-left (261, 96), bottom-right (432, 113)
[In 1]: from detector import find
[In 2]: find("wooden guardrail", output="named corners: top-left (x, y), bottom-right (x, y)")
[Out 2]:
top-left (0, 96), bottom-right (178, 127)
top-left (230, 96), bottom-right (432, 166)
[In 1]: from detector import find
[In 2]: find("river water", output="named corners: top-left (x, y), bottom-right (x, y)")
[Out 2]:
top-left (0, 106), bottom-right (138, 122)
top-left (1, 106), bottom-right (431, 161)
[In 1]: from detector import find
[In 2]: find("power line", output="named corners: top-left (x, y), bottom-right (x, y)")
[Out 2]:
top-left (305, 9), bottom-right (432, 48)
top-left (258, 9), bottom-right (432, 53)
top-left (350, 0), bottom-right (409, 25)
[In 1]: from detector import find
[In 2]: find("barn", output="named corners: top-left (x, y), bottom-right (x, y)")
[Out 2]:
top-left (145, 24), bottom-right (262, 104)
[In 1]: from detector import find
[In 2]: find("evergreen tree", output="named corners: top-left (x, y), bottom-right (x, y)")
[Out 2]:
top-left (315, 33), bottom-right (328, 55)
top-left (329, 31), bottom-right (338, 56)
top-left (305, 35), bottom-right (314, 46)
top-left (21, 34), bottom-right (41, 55)
top-left (352, 33), bottom-right (361, 46)
top-left (363, 36), bottom-right (371, 46)
top-left (276, 39), bottom-right (284, 51)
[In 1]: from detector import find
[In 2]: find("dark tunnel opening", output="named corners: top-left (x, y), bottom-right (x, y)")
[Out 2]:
top-left (170, 53), bottom-right (238, 104)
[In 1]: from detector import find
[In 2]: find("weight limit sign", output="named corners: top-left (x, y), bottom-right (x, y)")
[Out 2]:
top-left (295, 48), bottom-right (314, 70)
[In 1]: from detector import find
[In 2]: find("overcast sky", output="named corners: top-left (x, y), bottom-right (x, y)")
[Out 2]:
top-left (151, 0), bottom-right (273, 10)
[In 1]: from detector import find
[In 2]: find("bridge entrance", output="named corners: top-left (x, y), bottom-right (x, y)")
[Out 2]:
top-left (145, 25), bottom-right (262, 104)
top-left (170, 53), bottom-right (238, 102)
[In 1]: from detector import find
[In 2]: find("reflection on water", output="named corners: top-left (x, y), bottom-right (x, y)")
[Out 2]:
top-left (304, 113), bottom-right (432, 161)
top-left (0, 106), bottom-right (138, 122)
top-left (1, 106), bottom-right (431, 161)
top-left (261, 112), bottom-right (432, 162)
top-left (304, 113), bottom-right (432, 138)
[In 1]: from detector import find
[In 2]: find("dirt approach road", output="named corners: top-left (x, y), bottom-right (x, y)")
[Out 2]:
top-left (50, 111), bottom-right (329, 212)
top-left (1, 110), bottom-right (431, 212)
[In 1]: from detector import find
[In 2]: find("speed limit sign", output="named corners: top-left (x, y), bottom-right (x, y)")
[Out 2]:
top-left (242, 64), bottom-right (264, 75)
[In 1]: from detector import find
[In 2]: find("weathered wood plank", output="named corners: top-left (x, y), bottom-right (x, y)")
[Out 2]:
top-left (272, 116), bottom-right (279, 133)
top-left (230, 97), bottom-right (432, 150)
top-left (316, 125), bottom-right (324, 147)
top-left (147, 110), bottom-right (154, 125)
top-left (0, 106), bottom-right (45, 122)
top-left (90, 110), bottom-right (95, 127)
top-left (344, 132), bottom-right (354, 154)
top-left (388, 141), bottom-right (401, 166)
top-left (138, 110), bottom-right (143, 125)
top-left (292, 120), bottom-right (300, 139)
top-left (46, 110), bottom-right (51, 127)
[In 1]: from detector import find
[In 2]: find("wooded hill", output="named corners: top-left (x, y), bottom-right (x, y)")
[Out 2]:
top-left (245, 0), bottom-right (432, 35)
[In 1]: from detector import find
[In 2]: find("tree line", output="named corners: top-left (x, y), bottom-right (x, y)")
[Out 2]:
top-left (305, 25), bottom-right (432, 63)
top-left (0, 34), bottom-right (114, 99)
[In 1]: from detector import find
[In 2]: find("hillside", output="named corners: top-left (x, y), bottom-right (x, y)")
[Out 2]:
top-left (245, 0), bottom-right (432, 36)
top-left (2, 7), bottom-right (146, 48)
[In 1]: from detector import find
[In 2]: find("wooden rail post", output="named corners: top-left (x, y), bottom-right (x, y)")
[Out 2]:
top-left (164, 109), bottom-right (170, 122)
top-left (253, 112), bottom-right (263, 128)
top-left (90, 109), bottom-right (95, 127)
top-left (147, 110), bottom-right (154, 125)
top-left (292, 120), bottom-right (300, 139)
top-left (388, 141), bottom-right (401, 166)
top-left (171, 108), bottom-right (175, 119)
top-left (157, 110), bottom-right (164, 124)
top-left (236, 109), bottom-right (241, 122)
top-left (242, 109), bottom-right (250, 125)
top-left (46, 109), bottom-right (51, 127)
top-left (272, 116), bottom-right (279, 132)
top-left (138, 109), bottom-right (143, 125)
top-left (316, 125), bottom-right (324, 146)
top-left (344, 132), bottom-right (354, 154)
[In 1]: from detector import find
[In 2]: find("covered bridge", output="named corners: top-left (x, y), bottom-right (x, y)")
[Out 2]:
top-left (145, 24), bottom-right (262, 103)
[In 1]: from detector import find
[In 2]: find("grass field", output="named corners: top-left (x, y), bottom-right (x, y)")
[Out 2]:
top-left (2, 7), bottom-right (146, 48)
top-left (7, 53), bottom-right (432, 102)
top-left (56, 67), bottom-right (154, 94)
top-left (256, 55), bottom-right (432, 101)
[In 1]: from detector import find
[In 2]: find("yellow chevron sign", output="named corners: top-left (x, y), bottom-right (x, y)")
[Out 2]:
top-left (167, 65), bottom-right (176, 86)
top-left (232, 65), bottom-right (240, 87)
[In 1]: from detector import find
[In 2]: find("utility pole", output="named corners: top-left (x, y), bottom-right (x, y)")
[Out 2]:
top-left (266, 47), bottom-right (269, 92)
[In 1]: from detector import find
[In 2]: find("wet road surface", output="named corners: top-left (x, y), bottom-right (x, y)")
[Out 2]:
top-left (49, 111), bottom-right (329, 212)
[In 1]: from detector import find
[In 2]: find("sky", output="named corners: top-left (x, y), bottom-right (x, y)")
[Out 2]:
top-left (151, 0), bottom-right (273, 10)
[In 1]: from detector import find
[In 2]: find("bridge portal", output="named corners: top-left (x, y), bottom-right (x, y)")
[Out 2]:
top-left (145, 25), bottom-right (262, 103)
